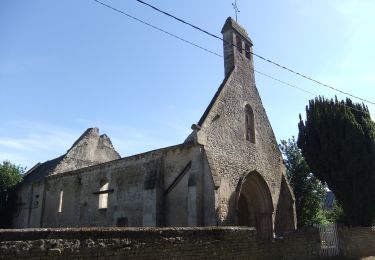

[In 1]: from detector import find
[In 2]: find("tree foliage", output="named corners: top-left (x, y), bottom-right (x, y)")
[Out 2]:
top-left (298, 97), bottom-right (375, 226)
top-left (280, 137), bottom-right (327, 227)
top-left (325, 201), bottom-right (345, 224)
top-left (0, 160), bottom-right (24, 191)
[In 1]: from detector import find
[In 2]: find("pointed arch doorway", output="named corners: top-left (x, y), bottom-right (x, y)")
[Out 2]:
top-left (237, 171), bottom-right (274, 240)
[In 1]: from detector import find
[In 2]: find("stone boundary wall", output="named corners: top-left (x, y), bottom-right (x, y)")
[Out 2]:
top-left (338, 226), bottom-right (375, 259)
top-left (0, 226), bottom-right (373, 259)
top-left (0, 227), bottom-right (321, 260)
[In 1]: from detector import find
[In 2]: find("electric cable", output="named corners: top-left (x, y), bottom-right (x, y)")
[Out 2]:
top-left (133, 0), bottom-right (375, 105)
top-left (92, 0), bottom-right (374, 118)
top-left (93, 0), bottom-right (222, 57)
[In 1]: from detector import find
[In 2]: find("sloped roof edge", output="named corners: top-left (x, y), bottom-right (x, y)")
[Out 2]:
top-left (197, 66), bottom-right (235, 127)
top-left (22, 155), bottom-right (64, 183)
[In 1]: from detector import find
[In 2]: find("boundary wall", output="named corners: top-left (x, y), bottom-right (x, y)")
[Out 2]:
top-left (0, 226), bottom-right (374, 259)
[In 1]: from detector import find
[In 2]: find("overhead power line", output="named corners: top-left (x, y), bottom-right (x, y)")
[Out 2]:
top-left (133, 0), bottom-right (375, 106)
top-left (253, 70), bottom-right (374, 119)
top-left (92, 0), bottom-right (222, 57)
top-left (254, 70), bottom-right (317, 97)
top-left (254, 70), bottom-right (374, 118)
top-left (92, 0), bottom-right (374, 118)
top-left (134, 0), bottom-right (223, 41)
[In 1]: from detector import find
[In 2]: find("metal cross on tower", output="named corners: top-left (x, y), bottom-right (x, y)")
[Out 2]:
top-left (232, 0), bottom-right (240, 22)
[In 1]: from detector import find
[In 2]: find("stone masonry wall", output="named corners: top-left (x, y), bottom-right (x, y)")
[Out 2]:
top-left (1, 226), bottom-right (373, 259)
top-left (338, 226), bottom-right (375, 259)
top-left (41, 143), bottom-right (210, 228)
top-left (12, 128), bottom-right (121, 229)
top-left (0, 227), bottom-right (322, 260)
top-left (53, 128), bottom-right (121, 175)
top-left (197, 18), bottom-right (294, 227)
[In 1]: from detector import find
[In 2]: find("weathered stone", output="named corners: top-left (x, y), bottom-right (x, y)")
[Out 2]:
top-left (0, 226), bottom-right (372, 260)
top-left (12, 127), bottom-right (120, 228)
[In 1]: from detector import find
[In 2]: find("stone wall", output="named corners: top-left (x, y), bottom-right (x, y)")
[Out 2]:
top-left (41, 143), bottom-right (214, 228)
top-left (195, 17), bottom-right (295, 233)
top-left (0, 227), bottom-right (322, 260)
top-left (338, 226), bottom-right (375, 259)
top-left (12, 128), bottom-right (121, 229)
top-left (12, 180), bottom-right (45, 228)
top-left (1, 226), bottom-right (374, 259)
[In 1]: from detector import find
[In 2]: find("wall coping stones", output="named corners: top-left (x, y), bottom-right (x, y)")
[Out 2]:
top-left (0, 226), bottom-right (256, 242)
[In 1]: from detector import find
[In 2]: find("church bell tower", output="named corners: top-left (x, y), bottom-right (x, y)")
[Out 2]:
top-left (221, 17), bottom-right (254, 77)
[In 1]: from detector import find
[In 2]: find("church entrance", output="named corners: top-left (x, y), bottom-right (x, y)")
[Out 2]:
top-left (237, 171), bottom-right (274, 240)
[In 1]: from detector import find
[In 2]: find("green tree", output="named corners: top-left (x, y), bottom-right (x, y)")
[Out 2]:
top-left (325, 201), bottom-right (345, 224)
top-left (0, 160), bottom-right (24, 228)
top-left (298, 97), bottom-right (375, 226)
top-left (280, 137), bottom-right (327, 227)
top-left (0, 160), bottom-right (24, 191)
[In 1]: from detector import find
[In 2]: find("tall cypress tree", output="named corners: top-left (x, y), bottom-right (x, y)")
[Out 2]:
top-left (298, 97), bottom-right (375, 226)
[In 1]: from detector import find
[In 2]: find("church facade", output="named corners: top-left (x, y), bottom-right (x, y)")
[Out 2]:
top-left (12, 18), bottom-right (296, 240)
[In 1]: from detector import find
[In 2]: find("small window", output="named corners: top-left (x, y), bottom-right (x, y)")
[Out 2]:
top-left (236, 35), bottom-right (242, 53)
top-left (245, 104), bottom-right (255, 143)
top-left (245, 43), bottom-right (251, 59)
top-left (58, 190), bottom-right (63, 213)
top-left (98, 178), bottom-right (109, 209)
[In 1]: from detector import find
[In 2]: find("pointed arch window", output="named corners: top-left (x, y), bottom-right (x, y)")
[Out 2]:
top-left (98, 178), bottom-right (109, 209)
top-left (245, 104), bottom-right (255, 143)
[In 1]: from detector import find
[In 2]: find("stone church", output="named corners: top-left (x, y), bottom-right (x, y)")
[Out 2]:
top-left (11, 18), bottom-right (296, 240)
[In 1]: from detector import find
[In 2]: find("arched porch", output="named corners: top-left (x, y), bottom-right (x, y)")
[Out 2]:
top-left (236, 171), bottom-right (274, 240)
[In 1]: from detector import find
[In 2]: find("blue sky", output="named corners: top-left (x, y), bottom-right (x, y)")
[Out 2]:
top-left (1, 0), bottom-right (375, 169)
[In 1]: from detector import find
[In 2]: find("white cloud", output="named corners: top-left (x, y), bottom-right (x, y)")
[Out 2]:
top-left (0, 138), bottom-right (30, 151)
top-left (0, 121), bottom-right (79, 167)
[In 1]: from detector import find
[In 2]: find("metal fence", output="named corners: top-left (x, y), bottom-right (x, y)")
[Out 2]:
top-left (314, 223), bottom-right (339, 258)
